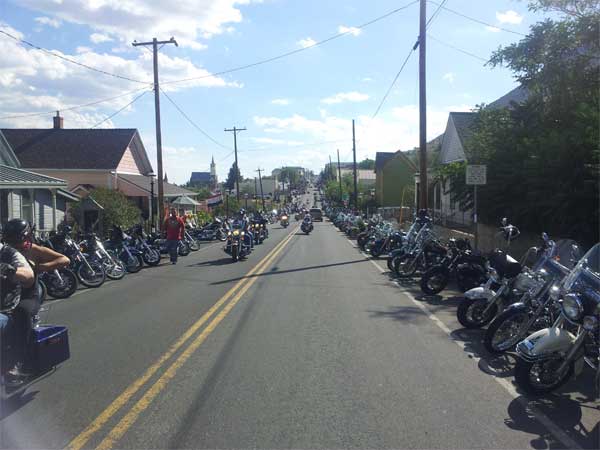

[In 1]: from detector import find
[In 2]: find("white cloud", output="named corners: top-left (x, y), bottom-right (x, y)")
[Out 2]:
top-left (251, 104), bottom-right (473, 176)
top-left (297, 37), bottom-right (317, 49)
top-left (17, 0), bottom-right (264, 50)
top-left (443, 72), bottom-right (455, 84)
top-left (338, 25), bottom-right (361, 36)
top-left (75, 46), bottom-right (92, 54)
top-left (0, 23), bottom-right (240, 129)
top-left (361, 77), bottom-right (373, 82)
top-left (496, 10), bottom-right (523, 24)
top-left (90, 33), bottom-right (113, 44)
top-left (271, 98), bottom-right (289, 105)
top-left (485, 25), bottom-right (501, 33)
top-left (321, 91), bottom-right (369, 105)
top-left (34, 16), bottom-right (61, 28)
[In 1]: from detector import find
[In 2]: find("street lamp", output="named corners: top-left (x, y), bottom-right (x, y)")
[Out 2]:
top-left (148, 172), bottom-right (156, 231)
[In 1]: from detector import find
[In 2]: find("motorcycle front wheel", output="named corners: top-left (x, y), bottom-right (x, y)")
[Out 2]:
top-left (484, 308), bottom-right (530, 354)
top-left (420, 267), bottom-right (450, 295)
top-left (45, 269), bottom-right (78, 299)
top-left (393, 254), bottom-right (418, 278)
top-left (188, 239), bottom-right (200, 252)
top-left (456, 297), bottom-right (498, 329)
top-left (124, 254), bottom-right (143, 273)
top-left (514, 357), bottom-right (573, 395)
top-left (143, 249), bottom-right (161, 266)
top-left (231, 245), bottom-right (239, 262)
top-left (178, 241), bottom-right (191, 256)
top-left (77, 261), bottom-right (106, 288)
top-left (104, 252), bottom-right (126, 280)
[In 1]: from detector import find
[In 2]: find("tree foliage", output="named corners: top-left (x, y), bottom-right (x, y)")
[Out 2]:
top-left (441, 8), bottom-right (599, 245)
top-left (358, 158), bottom-right (375, 170)
top-left (224, 163), bottom-right (242, 191)
top-left (72, 187), bottom-right (141, 235)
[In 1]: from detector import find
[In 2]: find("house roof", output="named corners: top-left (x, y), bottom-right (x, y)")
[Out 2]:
top-left (449, 112), bottom-right (477, 150)
top-left (116, 173), bottom-right (197, 198)
top-left (488, 86), bottom-right (529, 110)
top-left (382, 150), bottom-right (420, 171)
top-left (190, 172), bottom-right (212, 183)
top-left (171, 195), bottom-right (201, 206)
top-left (0, 164), bottom-right (68, 188)
top-left (0, 128), bottom-right (151, 172)
top-left (375, 152), bottom-right (396, 172)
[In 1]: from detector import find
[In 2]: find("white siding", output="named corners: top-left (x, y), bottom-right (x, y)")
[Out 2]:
top-left (9, 191), bottom-right (21, 220)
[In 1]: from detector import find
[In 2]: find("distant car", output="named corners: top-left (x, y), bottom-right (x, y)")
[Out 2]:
top-left (309, 208), bottom-right (323, 222)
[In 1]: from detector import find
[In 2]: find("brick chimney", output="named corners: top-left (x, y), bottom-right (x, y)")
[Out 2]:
top-left (53, 111), bottom-right (63, 129)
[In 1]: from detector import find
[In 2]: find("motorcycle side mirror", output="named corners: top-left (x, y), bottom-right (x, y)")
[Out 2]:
top-left (501, 217), bottom-right (508, 227)
top-left (541, 232), bottom-right (549, 242)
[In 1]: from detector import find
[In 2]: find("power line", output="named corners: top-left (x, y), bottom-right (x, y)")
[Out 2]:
top-left (0, 29), bottom-right (151, 84)
top-left (161, 0), bottom-right (419, 87)
top-left (91, 89), bottom-right (150, 128)
top-left (159, 88), bottom-right (232, 150)
top-left (0, 86), bottom-right (152, 121)
top-left (428, 1), bottom-right (527, 36)
top-left (241, 138), bottom-right (351, 153)
top-left (428, 34), bottom-right (488, 62)
top-left (370, 0), bottom-right (448, 119)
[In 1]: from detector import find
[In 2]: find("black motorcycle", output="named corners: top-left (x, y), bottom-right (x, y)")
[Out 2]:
top-left (105, 225), bottom-right (145, 273)
top-left (80, 232), bottom-right (126, 280)
top-left (420, 238), bottom-right (487, 295)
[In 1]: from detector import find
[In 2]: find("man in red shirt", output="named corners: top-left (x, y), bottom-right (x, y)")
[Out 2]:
top-left (163, 208), bottom-right (185, 264)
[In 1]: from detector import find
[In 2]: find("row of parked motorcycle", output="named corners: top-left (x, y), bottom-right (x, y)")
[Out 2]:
top-left (326, 206), bottom-right (599, 396)
top-left (35, 218), bottom-right (232, 300)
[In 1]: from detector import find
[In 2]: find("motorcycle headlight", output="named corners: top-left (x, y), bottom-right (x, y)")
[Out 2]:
top-left (549, 285), bottom-right (561, 301)
top-left (233, 230), bottom-right (239, 236)
top-left (227, 231), bottom-right (232, 236)
top-left (562, 293), bottom-right (583, 322)
top-left (241, 231), bottom-right (245, 236)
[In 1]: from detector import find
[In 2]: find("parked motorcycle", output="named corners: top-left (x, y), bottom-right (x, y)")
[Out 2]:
top-left (483, 235), bottom-right (582, 354)
top-left (50, 227), bottom-right (106, 288)
top-left (128, 225), bottom-right (162, 265)
top-left (420, 238), bottom-right (487, 295)
top-left (105, 225), bottom-right (145, 273)
top-left (514, 242), bottom-right (600, 395)
top-left (456, 219), bottom-right (523, 329)
top-left (80, 232), bottom-right (126, 280)
top-left (34, 232), bottom-right (79, 299)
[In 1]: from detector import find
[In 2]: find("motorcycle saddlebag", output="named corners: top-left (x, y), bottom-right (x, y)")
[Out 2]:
top-left (30, 325), bottom-right (70, 373)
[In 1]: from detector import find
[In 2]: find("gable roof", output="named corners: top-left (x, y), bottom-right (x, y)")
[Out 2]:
top-left (0, 131), bottom-right (20, 168)
top-left (375, 152), bottom-right (395, 172)
top-left (449, 112), bottom-right (477, 149)
top-left (190, 172), bottom-right (212, 183)
top-left (382, 150), bottom-right (418, 172)
top-left (488, 86), bottom-right (529, 110)
top-left (0, 128), bottom-right (152, 172)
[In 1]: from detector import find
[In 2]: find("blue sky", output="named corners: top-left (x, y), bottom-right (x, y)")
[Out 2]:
top-left (0, 0), bottom-right (548, 184)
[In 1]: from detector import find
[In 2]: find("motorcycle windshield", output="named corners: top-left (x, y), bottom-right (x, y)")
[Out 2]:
top-left (562, 243), bottom-right (600, 292)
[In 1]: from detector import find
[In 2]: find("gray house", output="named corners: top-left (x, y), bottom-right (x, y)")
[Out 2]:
top-left (0, 130), bottom-right (76, 231)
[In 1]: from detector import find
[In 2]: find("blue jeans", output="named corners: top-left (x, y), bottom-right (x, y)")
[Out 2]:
top-left (166, 239), bottom-right (179, 263)
top-left (0, 313), bottom-right (10, 371)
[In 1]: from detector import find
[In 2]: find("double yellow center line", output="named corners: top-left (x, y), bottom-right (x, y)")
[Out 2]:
top-left (67, 226), bottom-right (299, 450)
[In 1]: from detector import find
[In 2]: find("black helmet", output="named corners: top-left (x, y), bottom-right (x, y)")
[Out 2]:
top-left (2, 219), bottom-right (32, 245)
top-left (238, 208), bottom-right (246, 216)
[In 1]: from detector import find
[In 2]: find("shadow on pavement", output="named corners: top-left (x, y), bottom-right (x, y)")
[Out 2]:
top-left (367, 305), bottom-right (429, 323)
top-left (187, 258), bottom-right (233, 267)
top-left (505, 395), bottom-right (600, 449)
top-left (210, 259), bottom-right (368, 286)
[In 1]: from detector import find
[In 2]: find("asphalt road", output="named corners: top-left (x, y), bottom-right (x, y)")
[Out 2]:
top-left (1, 192), bottom-right (598, 449)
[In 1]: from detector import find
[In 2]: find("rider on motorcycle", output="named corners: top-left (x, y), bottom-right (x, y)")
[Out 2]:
top-left (1, 220), bottom-right (54, 384)
top-left (233, 209), bottom-right (253, 249)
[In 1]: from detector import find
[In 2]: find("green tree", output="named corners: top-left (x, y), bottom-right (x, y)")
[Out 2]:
top-left (279, 167), bottom-right (301, 188)
top-left (441, 5), bottom-right (599, 245)
top-left (357, 158), bottom-right (375, 170)
top-left (72, 187), bottom-right (141, 236)
top-left (224, 163), bottom-right (242, 191)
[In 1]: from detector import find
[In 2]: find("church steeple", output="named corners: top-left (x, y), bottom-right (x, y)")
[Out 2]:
top-left (163, 172), bottom-right (168, 183)
top-left (210, 155), bottom-right (216, 176)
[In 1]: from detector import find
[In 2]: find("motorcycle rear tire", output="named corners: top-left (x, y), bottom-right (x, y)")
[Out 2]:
top-left (77, 261), bottom-right (106, 288)
top-left (456, 297), bottom-right (498, 329)
top-left (45, 269), bottom-right (78, 299)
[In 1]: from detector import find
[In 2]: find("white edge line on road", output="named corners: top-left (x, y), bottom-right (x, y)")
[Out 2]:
top-left (345, 236), bottom-right (583, 450)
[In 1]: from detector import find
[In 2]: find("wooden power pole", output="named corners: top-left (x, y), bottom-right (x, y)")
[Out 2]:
top-left (225, 126), bottom-right (246, 201)
top-left (132, 37), bottom-right (178, 225)
top-left (418, 0), bottom-right (428, 210)
top-left (352, 119), bottom-right (358, 210)
top-left (256, 168), bottom-right (265, 211)
top-left (337, 149), bottom-right (343, 204)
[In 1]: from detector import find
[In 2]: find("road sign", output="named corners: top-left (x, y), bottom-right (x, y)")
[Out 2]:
top-left (466, 165), bottom-right (487, 185)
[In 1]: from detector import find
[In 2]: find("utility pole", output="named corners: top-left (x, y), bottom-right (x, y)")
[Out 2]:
top-left (256, 168), bottom-right (265, 211)
top-left (337, 149), bottom-right (343, 204)
top-left (329, 155), bottom-right (333, 180)
top-left (352, 119), bottom-right (358, 210)
top-left (225, 126), bottom-right (246, 201)
top-left (418, 0), bottom-right (428, 210)
top-left (132, 37), bottom-right (178, 225)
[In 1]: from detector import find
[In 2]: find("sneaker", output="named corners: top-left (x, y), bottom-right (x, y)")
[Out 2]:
top-left (171, 261), bottom-right (177, 265)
